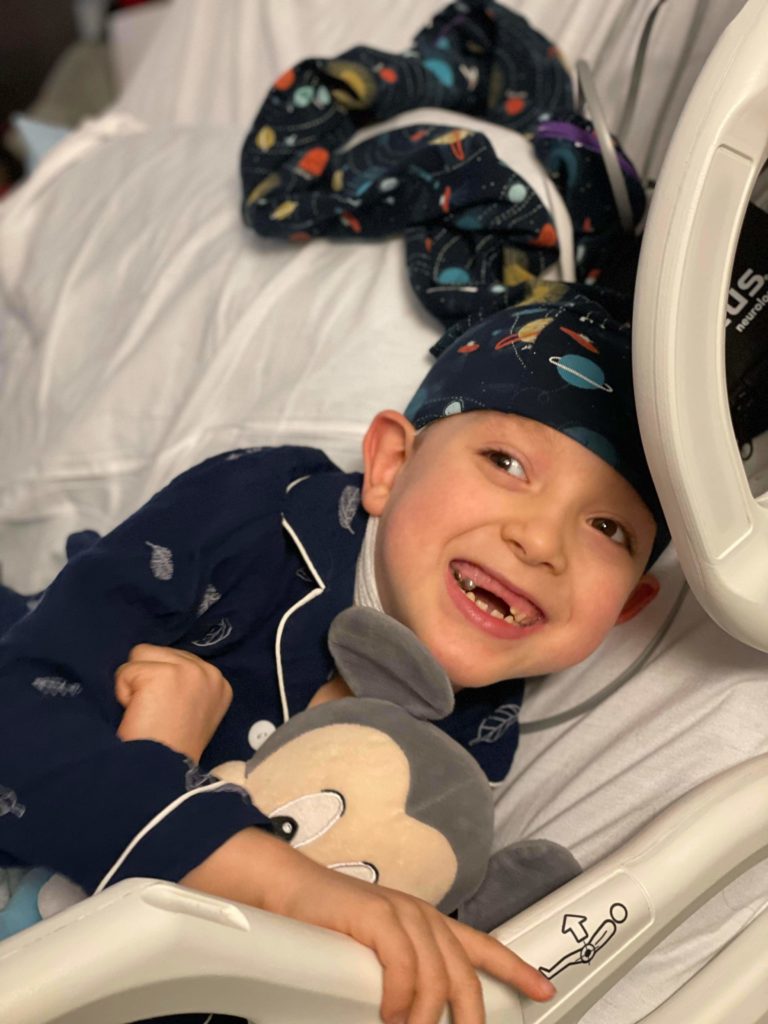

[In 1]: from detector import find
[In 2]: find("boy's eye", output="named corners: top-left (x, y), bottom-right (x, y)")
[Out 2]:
top-left (484, 450), bottom-right (528, 480)
top-left (589, 517), bottom-right (632, 551)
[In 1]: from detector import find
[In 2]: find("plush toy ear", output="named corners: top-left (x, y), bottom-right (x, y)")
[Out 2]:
top-left (328, 607), bottom-right (455, 720)
top-left (457, 839), bottom-right (582, 933)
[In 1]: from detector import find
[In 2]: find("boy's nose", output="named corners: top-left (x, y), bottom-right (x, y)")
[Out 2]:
top-left (501, 511), bottom-right (567, 574)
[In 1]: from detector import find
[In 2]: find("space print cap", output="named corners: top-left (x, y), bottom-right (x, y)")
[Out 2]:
top-left (405, 291), bottom-right (670, 565)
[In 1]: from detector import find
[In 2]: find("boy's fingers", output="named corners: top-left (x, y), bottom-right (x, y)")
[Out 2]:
top-left (113, 662), bottom-right (133, 706)
top-left (114, 660), bottom-right (164, 704)
top-left (114, 659), bottom-right (168, 697)
top-left (128, 643), bottom-right (197, 664)
top-left (391, 902), bottom-right (450, 1024)
top-left (361, 902), bottom-right (419, 1024)
top-left (428, 922), bottom-right (485, 1024)
top-left (447, 919), bottom-right (556, 1003)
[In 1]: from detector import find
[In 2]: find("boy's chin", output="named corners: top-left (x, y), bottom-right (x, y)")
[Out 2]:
top-left (439, 648), bottom-right (566, 689)
top-left (441, 660), bottom-right (523, 691)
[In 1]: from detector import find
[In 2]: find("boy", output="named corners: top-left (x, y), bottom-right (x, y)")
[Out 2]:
top-left (0, 292), bottom-right (666, 1024)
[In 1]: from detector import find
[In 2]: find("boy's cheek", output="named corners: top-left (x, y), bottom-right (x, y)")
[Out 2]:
top-left (522, 592), bottom-right (629, 677)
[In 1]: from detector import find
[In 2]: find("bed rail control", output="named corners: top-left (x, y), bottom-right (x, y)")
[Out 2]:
top-left (493, 752), bottom-right (768, 1023)
top-left (0, 754), bottom-right (764, 1024)
top-left (634, 0), bottom-right (768, 652)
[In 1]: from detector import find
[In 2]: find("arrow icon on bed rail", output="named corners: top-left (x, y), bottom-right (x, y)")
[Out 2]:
top-left (561, 913), bottom-right (589, 942)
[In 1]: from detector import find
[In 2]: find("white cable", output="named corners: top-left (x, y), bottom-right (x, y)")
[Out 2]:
top-left (618, 0), bottom-right (671, 141)
top-left (642, 0), bottom-right (712, 179)
top-left (577, 59), bottom-right (636, 233)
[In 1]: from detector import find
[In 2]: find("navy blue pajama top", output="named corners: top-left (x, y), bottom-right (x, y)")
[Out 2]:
top-left (0, 447), bottom-right (524, 893)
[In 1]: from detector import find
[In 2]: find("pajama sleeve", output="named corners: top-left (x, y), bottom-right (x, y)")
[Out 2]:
top-left (0, 448), bottom-right (326, 893)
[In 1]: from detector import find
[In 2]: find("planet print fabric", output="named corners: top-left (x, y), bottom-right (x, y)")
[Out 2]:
top-left (240, 0), bottom-right (645, 327)
top-left (240, 0), bottom-right (663, 556)
top-left (405, 286), bottom-right (670, 565)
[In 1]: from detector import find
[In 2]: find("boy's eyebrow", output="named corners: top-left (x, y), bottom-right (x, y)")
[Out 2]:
top-left (475, 411), bottom-right (554, 446)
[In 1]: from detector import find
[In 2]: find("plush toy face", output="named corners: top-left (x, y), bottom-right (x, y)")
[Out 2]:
top-left (217, 722), bottom-right (458, 905)
top-left (216, 608), bottom-right (499, 913)
top-left (216, 608), bottom-right (582, 926)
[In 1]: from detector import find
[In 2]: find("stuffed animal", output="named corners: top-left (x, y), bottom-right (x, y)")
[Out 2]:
top-left (0, 607), bottom-right (581, 938)
top-left (213, 607), bottom-right (582, 927)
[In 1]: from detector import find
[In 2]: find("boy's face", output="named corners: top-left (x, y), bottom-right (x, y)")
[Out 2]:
top-left (362, 410), bottom-right (659, 689)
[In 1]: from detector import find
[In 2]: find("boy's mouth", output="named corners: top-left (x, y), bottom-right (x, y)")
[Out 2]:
top-left (450, 560), bottom-right (544, 627)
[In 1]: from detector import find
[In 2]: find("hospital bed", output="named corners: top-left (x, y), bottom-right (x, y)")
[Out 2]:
top-left (0, 0), bottom-right (766, 1021)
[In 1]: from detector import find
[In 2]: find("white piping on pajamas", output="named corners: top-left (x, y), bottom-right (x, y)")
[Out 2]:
top-left (275, 514), bottom-right (326, 722)
top-left (93, 779), bottom-right (234, 894)
top-left (95, 493), bottom-right (326, 896)
top-left (285, 475), bottom-right (310, 493)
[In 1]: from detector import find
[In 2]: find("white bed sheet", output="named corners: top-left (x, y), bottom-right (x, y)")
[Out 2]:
top-left (0, 107), bottom-right (568, 592)
top-left (0, 2), bottom-right (765, 1022)
top-left (0, 0), bottom-right (747, 591)
top-left (114, 0), bottom-right (747, 177)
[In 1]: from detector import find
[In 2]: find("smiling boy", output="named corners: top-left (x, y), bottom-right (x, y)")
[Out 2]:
top-left (362, 409), bottom-right (658, 691)
top-left (0, 291), bottom-right (667, 1024)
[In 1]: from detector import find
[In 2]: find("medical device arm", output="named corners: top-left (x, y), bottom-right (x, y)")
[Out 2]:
top-left (634, 0), bottom-right (768, 651)
top-left (0, 754), bottom-right (764, 1024)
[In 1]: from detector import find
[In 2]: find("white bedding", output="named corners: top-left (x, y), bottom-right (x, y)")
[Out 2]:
top-left (0, 2), bottom-right (765, 1021)
top-left (0, 0), bottom-right (748, 590)
top-left (0, 107), bottom-right (568, 592)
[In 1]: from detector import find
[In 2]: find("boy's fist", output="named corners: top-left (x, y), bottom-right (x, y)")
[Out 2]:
top-left (115, 644), bottom-right (233, 762)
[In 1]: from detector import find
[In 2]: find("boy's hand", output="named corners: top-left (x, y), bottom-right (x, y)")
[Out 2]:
top-left (115, 644), bottom-right (233, 761)
top-left (279, 866), bottom-right (557, 1024)
top-left (183, 828), bottom-right (556, 1024)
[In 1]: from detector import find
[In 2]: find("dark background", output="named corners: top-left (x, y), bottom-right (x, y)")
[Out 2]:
top-left (1, 1), bottom-right (79, 123)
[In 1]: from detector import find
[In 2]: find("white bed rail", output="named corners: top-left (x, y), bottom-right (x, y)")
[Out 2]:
top-left (637, 907), bottom-right (768, 1024)
top-left (0, 754), bottom-right (765, 1024)
top-left (493, 751), bottom-right (768, 1023)
top-left (634, 0), bottom-right (768, 651)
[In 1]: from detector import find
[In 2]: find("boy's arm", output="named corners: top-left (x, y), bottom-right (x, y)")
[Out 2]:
top-left (112, 644), bottom-right (556, 1020)
top-left (0, 448), bottom-right (324, 894)
top-left (115, 658), bottom-right (556, 1021)
top-left (183, 827), bottom-right (556, 1023)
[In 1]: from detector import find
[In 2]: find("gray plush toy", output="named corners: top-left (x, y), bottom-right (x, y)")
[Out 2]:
top-left (214, 607), bottom-right (581, 929)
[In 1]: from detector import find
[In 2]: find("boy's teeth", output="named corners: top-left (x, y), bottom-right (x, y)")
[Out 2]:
top-left (455, 565), bottom-right (539, 626)
top-left (453, 568), bottom-right (476, 592)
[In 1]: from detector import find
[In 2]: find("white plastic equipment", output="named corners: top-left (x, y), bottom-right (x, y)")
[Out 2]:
top-left (634, 0), bottom-right (768, 652)
top-left (0, 753), bottom-right (765, 1024)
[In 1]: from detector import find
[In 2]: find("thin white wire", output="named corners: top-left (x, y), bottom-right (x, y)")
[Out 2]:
top-left (618, 0), bottom-right (671, 140)
top-left (592, 0), bottom-right (639, 76)
top-left (642, 0), bottom-right (712, 178)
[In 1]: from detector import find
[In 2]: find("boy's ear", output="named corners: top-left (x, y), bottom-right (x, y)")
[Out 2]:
top-left (616, 573), bottom-right (660, 624)
top-left (362, 410), bottom-right (417, 516)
